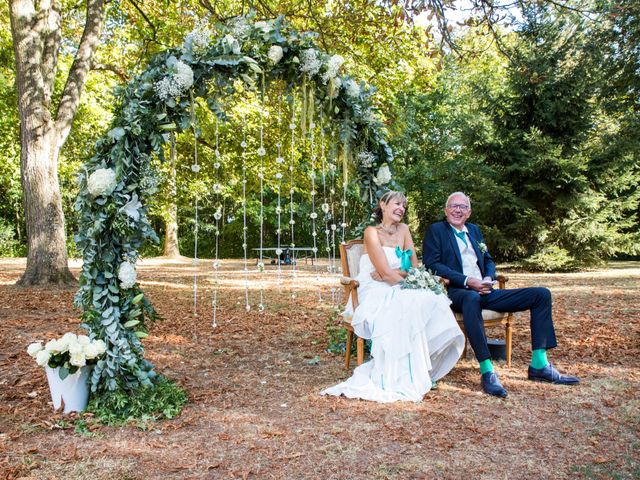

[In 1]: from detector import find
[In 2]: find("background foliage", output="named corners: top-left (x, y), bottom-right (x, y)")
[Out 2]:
top-left (1, 0), bottom-right (638, 270)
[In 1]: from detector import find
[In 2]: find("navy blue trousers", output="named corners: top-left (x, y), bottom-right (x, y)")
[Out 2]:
top-left (448, 286), bottom-right (558, 362)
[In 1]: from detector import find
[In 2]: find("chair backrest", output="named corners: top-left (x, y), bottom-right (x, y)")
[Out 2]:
top-left (339, 239), bottom-right (365, 278)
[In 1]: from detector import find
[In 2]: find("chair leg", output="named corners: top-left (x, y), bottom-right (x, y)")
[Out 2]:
top-left (505, 317), bottom-right (513, 368)
top-left (356, 337), bottom-right (365, 365)
top-left (463, 336), bottom-right (468, 359)
top-left (345, 329), bottom-right (353, 369)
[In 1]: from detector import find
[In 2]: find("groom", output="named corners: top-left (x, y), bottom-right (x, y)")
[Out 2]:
top-left (422, 192), bottom-right (579, 397)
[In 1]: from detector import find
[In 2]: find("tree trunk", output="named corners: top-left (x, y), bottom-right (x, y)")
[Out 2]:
top-left (163, 134), bottom-right (181, 257)
top-left (9, 0), bottom-right (105, 287)
top-left (16, 120), bottom-right (75, 286)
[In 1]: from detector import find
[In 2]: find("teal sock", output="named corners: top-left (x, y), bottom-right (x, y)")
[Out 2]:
top-left (479, 359), bottom-right (494, 375)
top-left (530, 349), bottom-right (549, 369)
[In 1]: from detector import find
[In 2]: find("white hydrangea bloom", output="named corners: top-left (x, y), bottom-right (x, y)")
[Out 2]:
top-left (268, 45), bottom-right (283, 64)
top-left (374, 164), bottom-right (392, 185)
top-left (118, 261), bottom-right (137, 289)
top-left (155, 57), bottom-right (194, 100)
top-left (300, 49), bottom-right (322, 76)
top-left (87, 168), bottom-right (117, 197)
top-left (322, 54), bottom-right (344, 83)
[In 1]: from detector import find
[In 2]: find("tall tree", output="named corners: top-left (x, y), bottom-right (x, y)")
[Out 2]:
top-left (9, 0), bottom-right (105, 285)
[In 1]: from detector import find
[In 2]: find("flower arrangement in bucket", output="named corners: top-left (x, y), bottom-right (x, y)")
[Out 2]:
top-left (27, 333), bottom-right (107, 413)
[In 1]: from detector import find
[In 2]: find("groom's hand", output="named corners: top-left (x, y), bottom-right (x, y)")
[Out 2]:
top-left (467, 277), bottom-right (493, 295)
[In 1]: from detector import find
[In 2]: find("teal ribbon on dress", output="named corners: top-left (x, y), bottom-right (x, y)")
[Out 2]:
top-left (395, 246), bottom-right (413, 272)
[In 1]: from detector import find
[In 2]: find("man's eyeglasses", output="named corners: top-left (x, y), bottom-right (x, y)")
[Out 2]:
top-left (446, 203), bottom-right (470, 211)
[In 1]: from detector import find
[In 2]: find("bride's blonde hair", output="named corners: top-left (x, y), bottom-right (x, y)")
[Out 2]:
top-left (372, 190), bottom-right (408, 223)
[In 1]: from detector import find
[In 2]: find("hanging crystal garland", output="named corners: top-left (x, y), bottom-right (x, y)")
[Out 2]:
top-left (211, 117), bottom-right (222, 328)
top-left (256, 75), bottom-right (266, 313)
top-left (190, 93), bottom-right (200, 317)
top-left (328, 130), bottom-right (339, 274)
top-left (340, 145), bottom-right (349, 244)
top-left (288, 96), bottom-right (298, 300)
top-left (275, 97), bottom-right (284, 284)
top-left (319, 119), bottom-right (332, 273)
top-left (241, 115), bottom-right (251, 312)
top-left (307, 106), bottom-right (322, 302)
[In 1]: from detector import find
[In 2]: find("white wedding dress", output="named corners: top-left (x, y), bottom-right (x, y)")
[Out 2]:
top-left (322, 246), bottom-right (465, 403)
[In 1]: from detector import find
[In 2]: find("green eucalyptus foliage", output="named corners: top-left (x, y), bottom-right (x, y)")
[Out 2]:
top-left (75, 15), bottom-right (396, 395)
top-left (86, 376), bottom-right (187, 426)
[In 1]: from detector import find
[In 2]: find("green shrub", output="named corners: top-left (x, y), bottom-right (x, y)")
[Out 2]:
top-left (521, 245), bottom-right (577, 272)
top-left (0, 219), bottom-right (22, 256)
top-left (86, 376), bottom-right (186, 427)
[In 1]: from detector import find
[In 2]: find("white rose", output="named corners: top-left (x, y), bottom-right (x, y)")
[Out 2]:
top-left (68, 341), bottom-right (84, 355)
top-left (27, 342), bottom-right (43, 357)
top-left (35, 350), bottom-right (51, 367)
top-left (87, 168), bottom-right (117, 197)
top-left (77, 335), bottom-right (91, 346)
top-left (70, 353), bottom-right (86, 367)
top-left (45, 339), bottom-right (64, 354)
top-left (118, 261), bottom-right (137, 289)
top-left (268, 45), bottom-right (283, 64)
top-left (83, 343), bottom-right (98, 359)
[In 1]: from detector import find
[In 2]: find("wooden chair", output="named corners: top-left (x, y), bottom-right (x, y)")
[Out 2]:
top-left (338, 239), bottom-right (366, 369)
top-left (338, 239), bottom-right (514, 368)
top-left (443, 275), bottom-right (514, 367)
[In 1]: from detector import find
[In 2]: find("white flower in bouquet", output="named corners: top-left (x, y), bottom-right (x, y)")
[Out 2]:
top-left (70, 352), bottom-right (87, 367)
top-left (87, 168), bottom-right (117, 197)
top-left (118, 261), bottom-right (137, 289)
top-left (35, 350), bottom-right (51, 367)
top-left (400, 265), bottom-right (445, 295)
top-left (345, 79), bottom-right (361, 98)
top-left (27, 333), bottom-right (108, 379)
top-left (300, 49), bottom-right (322, 76)
top-left (27, 342), bottom-right (43, 357)
top-left (268, 45), bottom-right (283, 64)
top-left (322, 54), bottom-right (344, 83)
top-left (229, 17), bottom-right (250, 38)
top-left (374, 164), bottom-right (392, 185)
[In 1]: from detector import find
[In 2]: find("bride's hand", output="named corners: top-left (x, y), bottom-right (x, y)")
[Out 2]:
top-left (370, 270), bottom-right (383, 281)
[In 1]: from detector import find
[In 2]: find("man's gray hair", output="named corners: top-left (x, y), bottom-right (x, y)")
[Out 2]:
top-left (445, 192), bottom-right (471, 208)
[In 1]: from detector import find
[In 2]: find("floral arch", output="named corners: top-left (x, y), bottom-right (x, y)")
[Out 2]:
top-left (74, 15), bottom-right (397, 397)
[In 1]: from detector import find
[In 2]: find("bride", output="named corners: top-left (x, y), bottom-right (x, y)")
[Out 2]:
top-left (322, 191), bottom-right (464, 403)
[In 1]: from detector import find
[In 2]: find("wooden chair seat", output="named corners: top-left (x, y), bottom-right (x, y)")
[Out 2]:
top-left (338, 239), bottom-right (514, 369)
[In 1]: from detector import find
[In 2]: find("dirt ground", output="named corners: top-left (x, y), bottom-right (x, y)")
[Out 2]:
top-left (0, 257), bottom-right (638, 480)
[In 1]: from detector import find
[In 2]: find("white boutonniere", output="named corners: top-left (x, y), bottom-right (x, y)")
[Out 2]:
top-left (477, 241), bottom-right (488, 254)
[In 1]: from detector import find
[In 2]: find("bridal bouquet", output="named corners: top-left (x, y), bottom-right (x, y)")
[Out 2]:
top-left (400, 266), bottom-right (445, 295)
top-left (27, 333), bottom-right (107, 380)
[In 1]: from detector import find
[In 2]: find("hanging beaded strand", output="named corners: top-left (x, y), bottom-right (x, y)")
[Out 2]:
top-left (190, 92), bottom-right (200, 317)
top-left (241, 115), bottom-right (250, 312)
top-left (256, 75), bottom-right (266, 312)
top-left (211, 117), bottom-right (222, 328)
top-left (275, 98), bottom-right (284, 284)
top-left (288, 96), bottom-right (298, 300)
top-left (307, 107), bottom-right (321, 302)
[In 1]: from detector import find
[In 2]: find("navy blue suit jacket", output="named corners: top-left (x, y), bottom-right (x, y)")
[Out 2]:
top-left (422, 220), bottom-right (496, 289)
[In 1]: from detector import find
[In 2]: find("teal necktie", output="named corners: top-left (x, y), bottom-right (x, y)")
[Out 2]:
top-left (453, 229), bottom-right (468, 247)
top-left (395, 246), bottom-right (413, 272)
